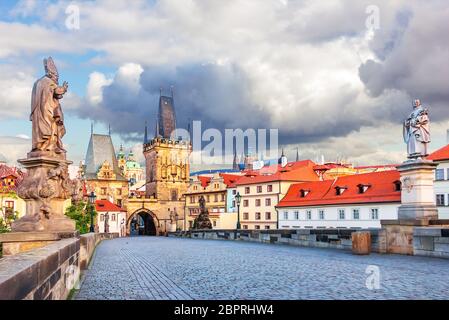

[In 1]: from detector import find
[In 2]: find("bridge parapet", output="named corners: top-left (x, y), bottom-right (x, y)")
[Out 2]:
top-left (0, 232), bottom-right (118, 300)
top-left (169, 229), bottom-right (380, 251)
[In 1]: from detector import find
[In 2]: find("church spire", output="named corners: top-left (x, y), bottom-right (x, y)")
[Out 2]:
top-left (144, 121), bottom-right (148, 144)
top-left (155, 119), bottom-right (160, 138)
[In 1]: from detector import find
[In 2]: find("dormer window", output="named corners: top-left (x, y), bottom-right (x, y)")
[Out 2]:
top-left (300, 189), bottom-right (310, 197)
top-left (394, 180), bottom-right (402, 192)
top-left (357, 184), bottom-right (371, 194)
top-left (335, 186), bottom-right (347, 195)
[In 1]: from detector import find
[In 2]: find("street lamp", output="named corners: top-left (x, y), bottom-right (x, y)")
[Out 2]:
top-left (88, 191), bottom-right (96, 233)
top-left (235, 192), bottom-right (241, 230)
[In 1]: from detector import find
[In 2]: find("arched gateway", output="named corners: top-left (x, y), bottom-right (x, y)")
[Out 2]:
top-left (127, 209), bottom-right (159, 236)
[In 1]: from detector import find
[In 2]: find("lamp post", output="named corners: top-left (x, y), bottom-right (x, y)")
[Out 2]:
top-left (88, 191), bottom-right (96, 233)
top-left (235, 192), bottom-right (241, 230)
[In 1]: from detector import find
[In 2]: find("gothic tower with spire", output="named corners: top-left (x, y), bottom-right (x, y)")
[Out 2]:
top-left (143, 88), bottom-right (192, 201)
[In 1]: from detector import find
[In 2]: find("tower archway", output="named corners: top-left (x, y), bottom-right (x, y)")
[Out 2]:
top-left (127, 209), bottom-right (159, 236)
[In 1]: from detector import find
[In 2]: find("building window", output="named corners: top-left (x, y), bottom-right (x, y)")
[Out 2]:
top-left (243, 225), bottom-right (248, 230)
top-left (283, 211), bottom-right (288, 220)
top-left (394, 181), bottom-right (401, 191)
top-left (101, 187), bottom-right (107, 195)
top-left (206, 195), bottom-right (210, 202)
top-left (214, 194), bottom-right (218, 202)
top-left (265, 225), bottom-right (270, 230)
top-left (265, 198), bottom-right (271, 206)
top-left (255, 212), bottom-right (261, 220)
top-left (243, 212), bottom-right (249, 220)
top-left (111, 214), bottom-right (116, 221)
top-left (300, 189), bottom-right (310, 197)
top-left (352, 209), bottom-right (360, 220)
top-left (232, 189), bottom-right (237, 195)
top-left (100, 214), bottom-right (105, 221)
top-left (171, 190), bottom-right (178, 201)
top-left (336, 187), bottom-right (347, 195)
top-left (117, 199), bottom-right (122, 207)
top-left (294, 211), bottom-right (299, 220)
top-left (267, 185), bottom-right (273, 192)
top-left (370, 208), bottom-right (379, 220)
top-left (232, 200), bottom-right (236, 208)
top-left (436, 194), bottom-right (445, 206)
top-left (255, 225), bottom-right (260, 230)
top-left (319, 209), bottom-right (325, 220)
top-left (338, 209), bottom-right (345, 220)
top-left (213, 220), bottom-right (217, 227)
top-left (4, 201), bottom-right (14, 217)
top-left (243, 199), bottom-right (249, 207)
top-left (116, 188), bottom-right (122, 195)
top-left (221, 194), bottom-right (225, 201)
top-left (245, 187), bottom-right (250, 194)
top-left (306, 210), bottom-right (312, 220)
top-left (436, 169), bottom-right (445, 181)
top-left (265, 212), bottom-right (271, 220)
top-left (257, 186), bottom-right (262, 193)
top-left (255, 199), bottom-right (261, 207)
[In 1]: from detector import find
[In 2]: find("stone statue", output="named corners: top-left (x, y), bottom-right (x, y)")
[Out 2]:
top-left (11, 57), bottom-right (75, 233)
top-left (30, 57), bottom-right (68, 156)
top-left (403, 99), bottom-right (430, 159)
top-left (192, 196), bottom-right (212, 230)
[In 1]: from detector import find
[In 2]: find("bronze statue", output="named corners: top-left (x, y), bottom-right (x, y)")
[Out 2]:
top-left (31, 57), bottom-right (68, 155)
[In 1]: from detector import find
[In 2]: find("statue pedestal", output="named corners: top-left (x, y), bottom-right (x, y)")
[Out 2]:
top-left (0, 231), bottom-right (78, 256)
top-left (397, 159), bottom-right (438, 220)
top-left (11, 156), bottom-right (75, 233)
top-left (380, 159), bottom-right (438, 255)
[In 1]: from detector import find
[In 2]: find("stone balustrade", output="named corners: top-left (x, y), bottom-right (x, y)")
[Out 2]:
top-left (170, 229), bottom-right (383, 251)
top-left (0, 232), bottom-right (118, 300)
top-left (413, 227), bottom-right (449, 258)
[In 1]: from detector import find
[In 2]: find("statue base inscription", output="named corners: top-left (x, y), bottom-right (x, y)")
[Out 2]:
top-left (397, 159), bottom-right (438, 220)
top-left (11, 156), bottom-right (76, 233)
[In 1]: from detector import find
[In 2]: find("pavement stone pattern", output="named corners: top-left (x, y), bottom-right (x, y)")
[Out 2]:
top-left (75, 236), bottom-right (449, 300)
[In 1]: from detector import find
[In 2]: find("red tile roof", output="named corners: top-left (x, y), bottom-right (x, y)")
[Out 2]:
top-left (219, 173), bottom-right (242, 188)
top-left (0, 164), bottom-right (26, 192)
top-left (95, 199), bottom-right (125, 212)
top-left (236, 160), bottom-right (319, 185)
top-left (197, 176), bottom-right (212, 188)
top-left (277, 170), bottom-right (401, 208)
top-left (427, 144), bottom-right (449, 161)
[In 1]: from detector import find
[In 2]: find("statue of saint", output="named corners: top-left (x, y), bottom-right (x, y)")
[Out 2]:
top-left (403, 99), bottom-right (430, 159)
top-left (30, 57), bottom-right (68, 155)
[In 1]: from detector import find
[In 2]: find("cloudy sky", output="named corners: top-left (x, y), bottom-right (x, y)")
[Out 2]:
top-left (1, 0), bottom-right (448, 168)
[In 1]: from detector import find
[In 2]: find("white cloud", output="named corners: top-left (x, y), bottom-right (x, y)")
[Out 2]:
top-left (0, 136), bottom-right (30, 165)
top-left (1, 0), bottom-right (448, 166)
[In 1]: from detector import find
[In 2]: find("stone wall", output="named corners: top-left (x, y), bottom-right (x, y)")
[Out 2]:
top-left (0, 232), bottom-right (118, 300)
top-left (170, 229), bottom-right (379, 251)
top-left (413, 227), bottom-right (449, 258)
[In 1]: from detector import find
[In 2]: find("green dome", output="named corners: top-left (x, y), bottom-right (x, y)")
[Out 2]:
top-left (126, 161), bottom-right (141, 169)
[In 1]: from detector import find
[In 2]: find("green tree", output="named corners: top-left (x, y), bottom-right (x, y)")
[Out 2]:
top-left (65, 201), bottom-right (97, 234)
top-left (0, 188), bottom-right (19, 234)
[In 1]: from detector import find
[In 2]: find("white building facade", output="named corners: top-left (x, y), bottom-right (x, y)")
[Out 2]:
top-left (428, 144), bottom-right (449, 219)
top-left (95, 200), bottom-right (127, 236)
top-left (278, 204), bottom-right (399, 229)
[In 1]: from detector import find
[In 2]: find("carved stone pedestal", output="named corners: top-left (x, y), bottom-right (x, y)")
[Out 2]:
top-left (380, 159), bottom-right (439, 255)
top-left (11, 156), bottom-right (75, 233)
top-left (397, 159), bottom-right (438, 220)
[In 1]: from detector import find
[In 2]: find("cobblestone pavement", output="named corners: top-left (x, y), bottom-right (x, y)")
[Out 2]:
top-left (75, 237), bottom-right (449, 300)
